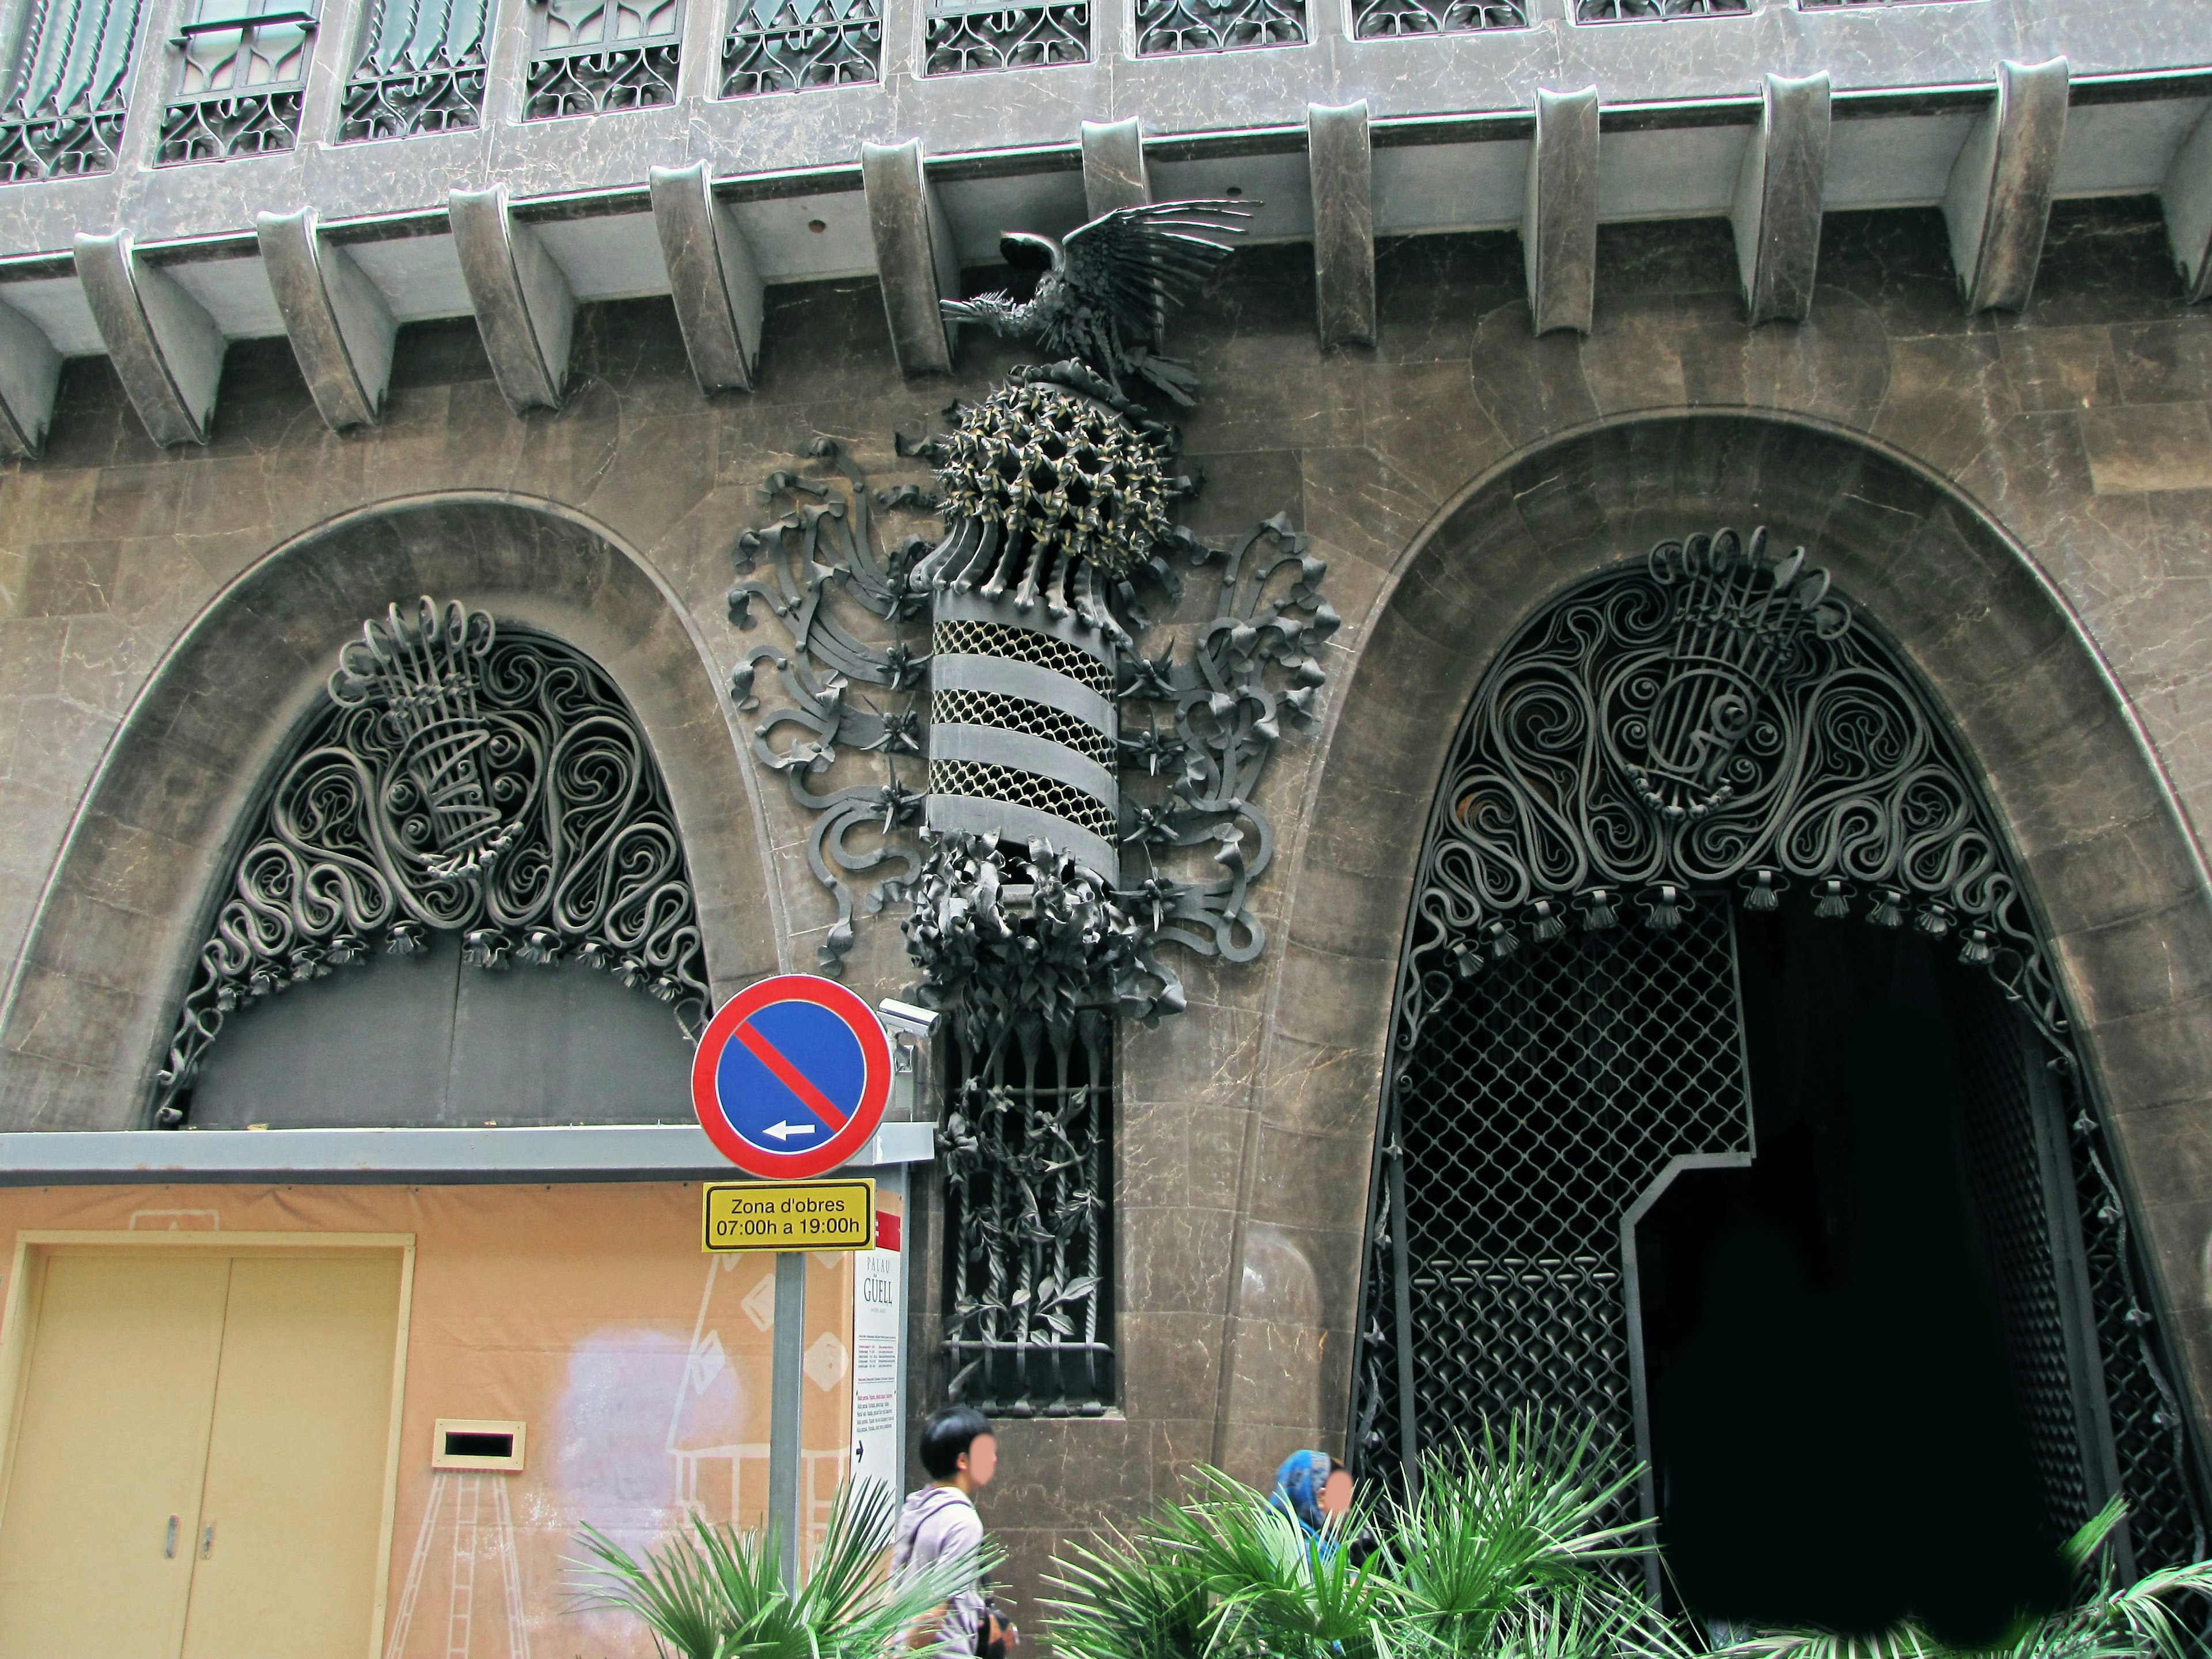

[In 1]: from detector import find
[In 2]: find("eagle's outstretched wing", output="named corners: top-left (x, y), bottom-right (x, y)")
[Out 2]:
top-left (1058, 200), bottom-right (1251, 344)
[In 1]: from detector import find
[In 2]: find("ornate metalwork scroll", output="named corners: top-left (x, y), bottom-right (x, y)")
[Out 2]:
top-left (1137, 0), bottom-right (1303, 54)
top-left (723, 201), bottom-right (1326, 1411)
top-left (0, 0), bottom-right (145, 180)
top-left (152, 600), bottom-right (710, 1127)
top-left (719, 0), bottom-right (878, 94)
top-left (158, 2), bottom-right (308, 164)
top-left (1352, 535), bottom-right (2210, 1576)
top-left (1351, 0), bottom-right (1520, 39)
top-left (339, 0), bottom-right (492, 141)
top-left (923, 0), bottom-right (1086, 74)
top-left (525, 0), bottom-right (680, 118)
top-left (1577, 0), bottom-right (1744, 17)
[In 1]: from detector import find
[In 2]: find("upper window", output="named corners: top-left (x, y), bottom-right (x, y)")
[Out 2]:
top-left (0, 0), bottom-right (143, 179)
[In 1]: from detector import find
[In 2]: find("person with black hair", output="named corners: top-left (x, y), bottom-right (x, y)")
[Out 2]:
top-left (893, 1406), bottom-right (1017, 1656)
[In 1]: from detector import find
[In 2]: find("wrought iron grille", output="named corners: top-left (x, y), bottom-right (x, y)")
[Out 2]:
top-left (940, 1014), bottom-right (1115, 1415)
top-left (1354, 540), bottom-right (2211, 1576)
top-left (1356, 902), bottom-right (1753, 1498)
top-left (0, 0), bottom-right (145, 180)
top-left (1952, 978), bottom-right (2101, 1541)
top-left (1136, 0), bottom-right (1302, 54)
top-left (159, 0), bottom-right (307, 164)
top-left (339, 0), bottom-right (492, 141)
top-left (152, 603), bottom-right (710, 1126)
top-left (2068, 1063), bottom-right (2211, 1574)
top-left (923, 0), bottom-right (1086, 75)
top-left (1576, 0), bottom-right (1745, 17)
top-left (525, 0), bottom-right (679, 119)
top-left (719, 0), bottom-right (879, 95)
top-left (1351, 0), bottom-right (1521, 40)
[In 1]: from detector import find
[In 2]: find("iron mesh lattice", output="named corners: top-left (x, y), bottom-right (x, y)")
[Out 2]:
top-left (1382, 903), bottom-right (1752, 1487)
top-left (940, 1018), bottom-right (1115, 1414)
top-left (933, 688), bottom-right (1115, 766)
top-left (933, 619), bottom-right (1114, 695)
top-left (1952, 980), bottom-right (2096, 1538)
top-left (929, 758), bottom-right (1116, 835)
top-left (2069, 1067), bottom-right (2211, 1573)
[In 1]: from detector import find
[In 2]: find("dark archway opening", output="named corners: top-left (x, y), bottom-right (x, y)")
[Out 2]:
top-left (1638, 907), bottom-right (2075, 1643)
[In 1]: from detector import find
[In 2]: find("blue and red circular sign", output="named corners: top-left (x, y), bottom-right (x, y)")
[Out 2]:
top-left (691, 974), bottom-right (892, 1178)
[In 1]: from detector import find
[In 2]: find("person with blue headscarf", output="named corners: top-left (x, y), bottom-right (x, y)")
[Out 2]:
top-left (1271, 1449), bottom-right (1352, 1550)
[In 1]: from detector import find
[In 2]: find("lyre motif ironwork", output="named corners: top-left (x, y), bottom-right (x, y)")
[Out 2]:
top-left (151, 600), bottom-right (709, 1125)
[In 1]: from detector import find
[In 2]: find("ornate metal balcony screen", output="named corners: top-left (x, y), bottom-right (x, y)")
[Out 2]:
top-left (1137, 0), bottom-right (1302, 54)
top-left (941, 1011), bottom-right (1115, 1414)
top-left (151, 600), bottom-right (710, 1127)
top-left (1351, 0), bottom-right (1520, 40)
top-left (525, 0), bottom-right (679, 119)
top-left (924, 0), bottom-right (1086, 75)
top-left (720, 0), bottom-right (878, 94)
top-left (0, 0), bottom-right (145, 180)
top-left (158, 0), bottom-right (309, 163)
top-left (1575, 0), bottom-right (1745, 18)
top-left (339, 0), bottom-right (493, 141)
top-left (1353, 533), bottom-right (2209, 1578)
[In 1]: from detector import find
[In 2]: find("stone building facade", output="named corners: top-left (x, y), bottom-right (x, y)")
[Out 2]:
top-left (1, 0), bottom-right (2211, 1646)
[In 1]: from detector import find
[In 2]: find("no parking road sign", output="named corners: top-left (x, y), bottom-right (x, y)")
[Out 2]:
top-left (691, 974), bottom-right (893, 1178)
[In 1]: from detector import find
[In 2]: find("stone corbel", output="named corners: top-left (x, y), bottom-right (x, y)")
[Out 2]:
top-left (1082, 117), bottom-right (1150, 215)
top-left (862, 138), bottom-right (961, 378)
top-left (1731, 71), bottom-right (1831, 326)
top-left (449, 183), bottom-right (575, 414)
top-left (2160, 104), bottom-right (2212, 305)
top-left (1943, 57), bottom-right (2069, 315)
top-left (650, 160), bottom-right (767, 396)
top-left (256, 207), bottom-right (398, 432)
top-left (74, 230), bottom-right (226, 448)
top-left (1309, 100), bottom-right (1376, 350)
top-left (1524, 86), bottom-right (1600, 337)
top-left (0, 296), bottom-right (62, 460)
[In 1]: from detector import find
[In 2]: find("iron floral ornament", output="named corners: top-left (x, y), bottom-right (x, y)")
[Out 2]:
top-left (152, 599), bottom-right (710, 1124)
top-left (726, 200), bottom-right (1336, 1050)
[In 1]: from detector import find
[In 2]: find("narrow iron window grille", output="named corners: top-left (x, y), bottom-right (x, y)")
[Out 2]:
top-left (940, 1013), bottom-right (1115, 1416)
top-left (1351, 0), bottom-right (1521, 40)
top-left (1352, 540), bottom-right (2212, 1575)
top-left (1575, 0), bottom-right (1745, 18)
top-left (1135, 0), bottom-right (1302, 54)
top-left (923, 0), bottom-right (1086, 77)
top-left (158, 0), bottom-right (309, 164)
top-left (524, 0), bottom-right (680, 119)
top-left (0, 0), bottom-right (145, 179)
top-left (718, 0), bottom-right (878, 95)
top-left (338, 0), bottom-right (492, 141)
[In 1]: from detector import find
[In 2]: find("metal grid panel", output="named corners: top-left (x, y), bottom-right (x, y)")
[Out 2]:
top-left (929, 757), bottom-right (1116, 835)
top-left (1381, 902), bottom-right (1752, 1486)
top-left (1952, 981), bottom-right (2096, 1536)
top-left (933, 688), bottom-right (1115, 767)
top-left (940, 1018), bottom-right (1115, 1415)
top-left (933, 619), bottom-right (1113, 695)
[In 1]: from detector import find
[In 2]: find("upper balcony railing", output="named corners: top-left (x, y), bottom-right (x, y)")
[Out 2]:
top-left (340, 0), bottom-right (490, 137)
top-left (0, 0), bottom-right (143, 179)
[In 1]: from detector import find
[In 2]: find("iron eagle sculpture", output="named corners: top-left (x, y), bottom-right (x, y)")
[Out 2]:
top-left (937, 199), bottom-right (1249, 405)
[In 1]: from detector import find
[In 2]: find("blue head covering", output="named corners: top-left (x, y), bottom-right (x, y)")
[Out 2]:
top-left (1271, 1449), bottom-right (1332, 1535)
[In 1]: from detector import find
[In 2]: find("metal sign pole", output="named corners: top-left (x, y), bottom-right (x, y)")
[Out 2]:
top-left (768, 1249), bottom-right (806, 1591)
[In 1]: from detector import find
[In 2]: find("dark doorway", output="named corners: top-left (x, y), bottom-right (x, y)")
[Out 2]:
top-left (1637, 907), bottom-right (2078, 1643)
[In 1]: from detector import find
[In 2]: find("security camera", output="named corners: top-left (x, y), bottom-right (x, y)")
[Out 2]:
top-left (877, 998), bottom-right (942, 1040)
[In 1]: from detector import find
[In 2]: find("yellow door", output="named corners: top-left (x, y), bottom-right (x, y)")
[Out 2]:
top-left (180, 1254), bottom-right (405, 1659)
top-left (0, 1253), bottom-right (233, 1659)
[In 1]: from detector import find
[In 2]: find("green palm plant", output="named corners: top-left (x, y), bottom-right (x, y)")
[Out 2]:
top-left (571, 1478), bottom-right (991, 1659)
top-left (1715, 1498), bottom-right (2212, 1659)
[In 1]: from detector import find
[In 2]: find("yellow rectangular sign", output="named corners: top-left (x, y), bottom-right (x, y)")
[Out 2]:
top-left (703, 1179), bottom-right (874, 1252)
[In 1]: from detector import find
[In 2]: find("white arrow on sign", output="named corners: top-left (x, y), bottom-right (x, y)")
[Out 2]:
top-left (764, 1120), bottom-right (819, 1141)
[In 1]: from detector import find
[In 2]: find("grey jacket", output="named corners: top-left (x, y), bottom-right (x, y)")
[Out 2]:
top-left (893, 1484), bottom-right (988, 1653)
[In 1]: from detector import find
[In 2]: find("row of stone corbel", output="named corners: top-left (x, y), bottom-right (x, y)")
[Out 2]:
top-left (0, 159), bottom-right (764, 459)
top-left (3, 52), bottom-right (2203, 459)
